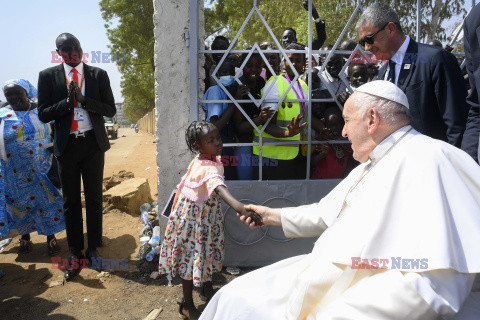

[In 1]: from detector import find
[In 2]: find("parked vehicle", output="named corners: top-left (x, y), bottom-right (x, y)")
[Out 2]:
top-left (104, 116), bottom-right (119, 139)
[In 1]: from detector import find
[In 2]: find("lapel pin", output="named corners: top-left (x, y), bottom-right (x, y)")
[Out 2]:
top-left (404, 64), bottom-right (411, 70)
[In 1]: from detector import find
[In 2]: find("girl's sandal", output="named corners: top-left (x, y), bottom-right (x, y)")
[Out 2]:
top-left (19, 239), bottom-right (33, 253)
top-left (177, 299), bottom-right (201, 320)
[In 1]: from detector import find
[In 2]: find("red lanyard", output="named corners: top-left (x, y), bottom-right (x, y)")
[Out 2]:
top-left (284, 73), bottom-right (306, 118)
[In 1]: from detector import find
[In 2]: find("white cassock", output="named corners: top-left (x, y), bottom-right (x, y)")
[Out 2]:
top-left (199, 126), bottom-right (480, 320)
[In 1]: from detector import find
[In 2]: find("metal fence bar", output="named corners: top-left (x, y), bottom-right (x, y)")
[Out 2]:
top-left (306, 0), bottom-right (313, 180)
top-left (200, 99), bottom-right (332, 103)
top-left (416, 0), bottom-right (421, 41)
top-left (197, 0), bottom-right (466, 183)
top-left (222, 140), bottom-right (351, 147)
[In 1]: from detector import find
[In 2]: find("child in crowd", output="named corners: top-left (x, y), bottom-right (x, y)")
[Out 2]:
top-left (366, 62), bottom-right (379, 81)
top-left (317, 53), bottom-right (347, 96)
top-left (207, 36), bottom-right (231, 91)
top-left (202, 55), bottom-right (239, 180)
top-left (233, 52), bottom-right (274, 180)
top-left (336, 63), bottom-right (370, 105)
top-left (347, 63), bottom-right (369, 89)
top-left (158, 121), bottom-right (261, 320)
top-left (311, 107), bottom-right (352, 179)
top-left (259, 42), bottom-right (280, 81)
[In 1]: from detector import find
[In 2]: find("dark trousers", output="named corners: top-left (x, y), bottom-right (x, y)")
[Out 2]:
top-left (57, 131), bottom-right (104, 255)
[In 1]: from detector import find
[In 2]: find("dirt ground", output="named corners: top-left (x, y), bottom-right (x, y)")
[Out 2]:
top-left (0, 128), bottom-right (238, 320)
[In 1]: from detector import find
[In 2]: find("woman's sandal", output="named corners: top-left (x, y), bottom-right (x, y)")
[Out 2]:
top-left (47, 237), bottom-right (60, 256)
top-left (19, 239), bottom-right (33, 253)
top-left (177, 299), bottom-right (201, 320)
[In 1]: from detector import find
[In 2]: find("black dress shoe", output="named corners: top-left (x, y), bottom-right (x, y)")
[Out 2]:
top-left (85, 248), bottom-right (103, 271)
top-left (64, 253), bottom-right (86, 281)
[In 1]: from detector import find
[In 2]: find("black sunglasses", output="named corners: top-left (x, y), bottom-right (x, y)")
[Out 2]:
top-left (359, 22), bottom-right (390, 47)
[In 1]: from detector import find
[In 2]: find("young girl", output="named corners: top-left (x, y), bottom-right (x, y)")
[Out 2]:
top-left (158, 121), bottom-right (261, 320)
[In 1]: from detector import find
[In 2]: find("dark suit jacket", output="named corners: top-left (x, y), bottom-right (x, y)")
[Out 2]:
top-left (461, 3), bottom-right (480, 162)
top-left (377, 39), bottom-right (469, 147)
top-left (37, 64), bottom-right (116, 156)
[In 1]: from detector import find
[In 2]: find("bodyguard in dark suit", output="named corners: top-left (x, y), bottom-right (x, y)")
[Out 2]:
top-left (356, 3), bottom-right (469, 147)
top-left (38, 33), bottom-right (116, 280)
top-left (461, 3), bottom-right (480, 163)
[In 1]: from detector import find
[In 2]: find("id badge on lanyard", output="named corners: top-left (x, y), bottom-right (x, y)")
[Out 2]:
top-left (74, 107), bottom-right (84, 121)
top-left (65, 68), bottom-right (86, 122)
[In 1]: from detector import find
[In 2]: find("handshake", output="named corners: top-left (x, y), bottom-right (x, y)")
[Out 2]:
top-left (67, 81), bottom-right (86, 107)
top-left (241, 209), bottom-right (264, 226)
top-left (237, 204), bottom-right (282, 228)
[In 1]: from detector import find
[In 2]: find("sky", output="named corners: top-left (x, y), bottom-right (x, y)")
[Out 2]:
top-left (0, 0), bottom-right (123, 102)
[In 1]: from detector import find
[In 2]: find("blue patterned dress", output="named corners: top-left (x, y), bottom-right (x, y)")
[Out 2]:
top-left (0, 106), bottom-right (65, 237)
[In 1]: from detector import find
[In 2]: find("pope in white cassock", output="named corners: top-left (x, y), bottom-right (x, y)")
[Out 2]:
top-left (199, 80), bottom-right (480, 320)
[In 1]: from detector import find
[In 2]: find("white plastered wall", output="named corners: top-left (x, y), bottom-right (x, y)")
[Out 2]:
top-left (153, 0), bottom-right (205, 206)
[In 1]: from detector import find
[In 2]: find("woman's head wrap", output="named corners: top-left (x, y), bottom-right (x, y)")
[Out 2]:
top-left (2, 79), bottom-right (38, 101)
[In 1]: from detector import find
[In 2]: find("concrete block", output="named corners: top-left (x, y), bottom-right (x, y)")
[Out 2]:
top-left (104, 178), bottom-right (153, 215)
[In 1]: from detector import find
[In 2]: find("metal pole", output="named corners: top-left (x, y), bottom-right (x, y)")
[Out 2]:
top-left (189, 0), bottom-right (199, 122)
top-left (416, 0), bottom-right (421, 41)
top-left (306, 0), bottom-right (312, 180)
top-left (473, 0), bottom-right (476, 9)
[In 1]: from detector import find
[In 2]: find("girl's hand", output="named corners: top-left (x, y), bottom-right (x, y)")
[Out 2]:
top-left (237, 204), bottom-right (282, 229)
top-left (239, 209), bottom-right (263, 226)
top-left (235, 84), bottom-right (249, 99)
top-left (286, 115), bottom-right (307, 137)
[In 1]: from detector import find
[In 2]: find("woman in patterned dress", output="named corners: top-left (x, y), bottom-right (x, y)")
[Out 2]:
top-left (0, 79), bottom-right (65, 255)
top-left (158, 121), bottom-right (262, 320)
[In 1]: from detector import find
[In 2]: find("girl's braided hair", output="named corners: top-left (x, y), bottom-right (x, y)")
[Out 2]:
top-left (185, 121), bottom-right (212, 152)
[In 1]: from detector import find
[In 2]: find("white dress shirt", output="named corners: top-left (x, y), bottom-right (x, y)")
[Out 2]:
top-left (384, 35), bottom-right (411, 85)
top-left (63, 62), bottom-right (93, 133)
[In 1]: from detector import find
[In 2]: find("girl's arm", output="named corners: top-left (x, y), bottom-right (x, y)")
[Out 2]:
top-left (216, 185), bottom-right (263, 226)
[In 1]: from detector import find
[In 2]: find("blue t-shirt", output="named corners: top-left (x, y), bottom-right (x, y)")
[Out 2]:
top-left (202, 84), bottom-right (235, 143)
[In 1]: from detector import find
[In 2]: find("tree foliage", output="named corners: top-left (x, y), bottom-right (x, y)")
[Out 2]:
top-left (99, 0), bottom-right (155, 122)
top-left (205, 0), bottom-right (466, 49)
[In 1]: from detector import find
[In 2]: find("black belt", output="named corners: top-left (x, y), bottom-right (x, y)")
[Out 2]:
top-left (70, 130), bottom-right (95, 139)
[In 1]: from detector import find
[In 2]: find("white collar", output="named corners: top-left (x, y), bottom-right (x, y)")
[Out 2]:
top-left (369, 125), bottom-right (412, 164)
top-left (390, 36), bottom-right (410, 65)
top-left (320, 70), bottom-right (341, 83)
top-left (63, 62), bottom-right (84, 76)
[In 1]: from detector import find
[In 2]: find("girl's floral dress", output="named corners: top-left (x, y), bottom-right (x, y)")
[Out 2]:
top-left (158, 155), bottom-right (226, 287)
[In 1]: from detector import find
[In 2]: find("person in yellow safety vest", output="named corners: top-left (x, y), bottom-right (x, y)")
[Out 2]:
top-left (254, 42), bottom-right (324, 180)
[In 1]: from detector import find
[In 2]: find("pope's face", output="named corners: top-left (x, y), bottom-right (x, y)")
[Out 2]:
top-left (342, 94), bottom-right (374, 162)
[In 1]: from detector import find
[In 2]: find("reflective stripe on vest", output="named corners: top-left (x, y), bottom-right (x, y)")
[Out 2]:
top-left (253, 75), bottom-right (308, 160)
